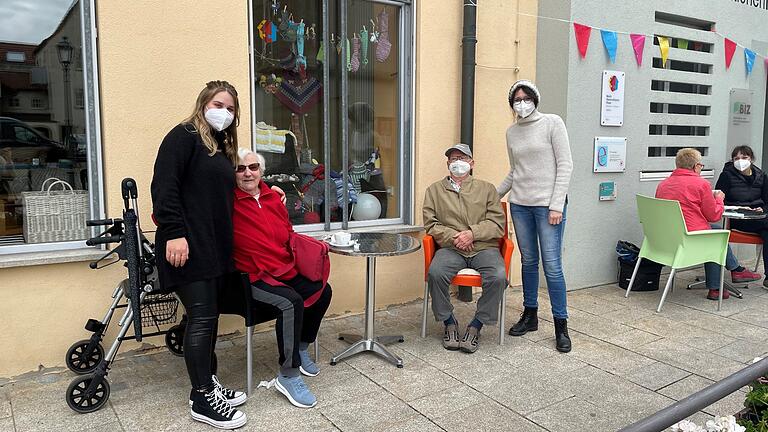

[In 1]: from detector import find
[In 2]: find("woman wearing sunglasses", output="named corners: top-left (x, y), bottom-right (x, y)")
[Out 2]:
top-left (151, 80), bottom-right (247, 429)
top-left (232, 148), bottom-right (332, 409)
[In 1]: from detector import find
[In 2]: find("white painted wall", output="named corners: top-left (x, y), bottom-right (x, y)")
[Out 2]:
top-left (536, 0), bottom-right (768, 288)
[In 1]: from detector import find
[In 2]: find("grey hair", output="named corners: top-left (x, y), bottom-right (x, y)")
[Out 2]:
top-left (237, 147), bottom-right (266, 175)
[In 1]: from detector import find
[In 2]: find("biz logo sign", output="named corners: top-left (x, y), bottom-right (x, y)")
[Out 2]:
top-left (733, 102), bottom-right (752, 115)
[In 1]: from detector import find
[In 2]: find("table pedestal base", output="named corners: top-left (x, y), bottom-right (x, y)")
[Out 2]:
top-left (687, 279), bottom-right (745, 298)
top-left (330, 335), bottom-right (404, 367)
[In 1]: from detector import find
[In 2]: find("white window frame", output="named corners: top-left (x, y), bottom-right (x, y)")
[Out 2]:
top-left (0, 0), bottom-right (105, 256)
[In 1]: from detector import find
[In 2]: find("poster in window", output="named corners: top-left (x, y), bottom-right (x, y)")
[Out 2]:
top-left (600, 70), bottom-right (625, 126)
top-left (727, 88), bottom-right (753, 156)
top-left (593, 137), bottom-right (626, 173)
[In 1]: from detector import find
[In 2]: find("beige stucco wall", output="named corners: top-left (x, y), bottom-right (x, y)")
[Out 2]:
top-left (0, 0), bottom-right (536, 378)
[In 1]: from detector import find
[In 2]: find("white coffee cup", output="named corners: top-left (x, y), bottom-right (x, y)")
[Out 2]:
top-left (332, 231), bottom-right (352, 245)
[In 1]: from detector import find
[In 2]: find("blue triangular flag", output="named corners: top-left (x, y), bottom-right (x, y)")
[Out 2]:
top-left (745, 48), bottom-right (756, 75)
top-left (600, 29), bottom-right (618, 63)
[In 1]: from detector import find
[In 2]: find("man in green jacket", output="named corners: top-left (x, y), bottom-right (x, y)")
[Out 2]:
top-left (423, 143), bottom-right (507, 353)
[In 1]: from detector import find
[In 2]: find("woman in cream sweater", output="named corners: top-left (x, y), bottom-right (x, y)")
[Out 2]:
top-left (497, 80), bottom-right (574, 353)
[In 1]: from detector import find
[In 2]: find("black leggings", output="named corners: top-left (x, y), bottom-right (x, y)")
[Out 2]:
top-left (251, 275), bottom-right (332, 377)
top-left (730, 218), bottom-right (768, 274)
top-left (175, 277), bottom-right (223, 391)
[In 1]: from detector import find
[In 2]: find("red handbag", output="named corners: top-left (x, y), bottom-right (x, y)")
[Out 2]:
top-left (289, 232), bottom-right (331, 288)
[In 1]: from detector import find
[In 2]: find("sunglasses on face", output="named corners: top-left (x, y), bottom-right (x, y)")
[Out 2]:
top-left (235, 163), bottom-right (260, 173)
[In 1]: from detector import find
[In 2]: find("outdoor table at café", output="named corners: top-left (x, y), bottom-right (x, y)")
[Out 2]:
top-left (721, 208), bottom-right (768, 298)
top-left (326, 232), bottom-right (420, 368)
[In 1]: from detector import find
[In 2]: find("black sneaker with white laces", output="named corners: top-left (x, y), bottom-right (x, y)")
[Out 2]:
top-left (189, 387), bottom-right (247, 430)
top-left (212, 375), bottom-right (247, 407)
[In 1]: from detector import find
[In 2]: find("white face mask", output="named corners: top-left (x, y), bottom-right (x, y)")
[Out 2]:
top-left (513, 100), bottom-right (535, 118)
top-left (204, 108), bottom-right (234, 131)
top-left (448, 160), bottom-right (471, 177)
top-left (734, 159), bottom-right (751, 171)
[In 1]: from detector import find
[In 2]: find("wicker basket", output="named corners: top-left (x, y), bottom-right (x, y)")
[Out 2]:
top-left (21, 178), bottom-right (88, 244)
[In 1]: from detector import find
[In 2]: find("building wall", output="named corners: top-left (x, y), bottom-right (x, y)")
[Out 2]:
top-left (537, 0), bottom-right (768, 289)
top-left (0, 0), bottom-right (537, 378)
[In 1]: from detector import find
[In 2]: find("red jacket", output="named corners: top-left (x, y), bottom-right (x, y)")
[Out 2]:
top-left (655, 168), bottom-right (724, 232)
top-left (232, 181), bottom-right (298, 284)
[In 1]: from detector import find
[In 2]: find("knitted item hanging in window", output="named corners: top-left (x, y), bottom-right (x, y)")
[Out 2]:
top-left (275, 76), bottom-right (323, 114)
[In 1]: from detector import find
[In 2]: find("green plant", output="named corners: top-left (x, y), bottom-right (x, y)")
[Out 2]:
top-left (738, 379), bottom-right (768, 431)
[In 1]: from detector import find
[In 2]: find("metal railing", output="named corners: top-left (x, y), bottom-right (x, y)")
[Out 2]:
top-left (619, 357), bottom-right (768, 432)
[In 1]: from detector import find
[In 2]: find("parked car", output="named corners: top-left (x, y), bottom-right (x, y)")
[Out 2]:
top-left (0, 117), bottom-right (68, 165)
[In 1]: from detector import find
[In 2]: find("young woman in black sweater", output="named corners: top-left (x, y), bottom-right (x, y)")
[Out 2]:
top-left (715, 145), bottom-right (768, 287)
top-left (151, 80), bottom-right (247, 429)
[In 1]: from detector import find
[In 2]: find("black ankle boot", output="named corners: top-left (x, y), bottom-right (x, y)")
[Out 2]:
top-left (554, 318), bottom-right (572, 353)
top-left (509, 307), bottom-right (538, 336)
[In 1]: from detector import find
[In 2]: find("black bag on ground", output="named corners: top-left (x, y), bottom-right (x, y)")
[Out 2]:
top-left (616, 240), bottom-right (662, 291)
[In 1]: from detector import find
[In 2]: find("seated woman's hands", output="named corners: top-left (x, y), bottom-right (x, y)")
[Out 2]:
top-left (271, 185), bottom-right (286, 204)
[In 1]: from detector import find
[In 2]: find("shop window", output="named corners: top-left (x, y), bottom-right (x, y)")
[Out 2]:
top-left (0, 0), bottom-right (102, 252)
top-left (6, 51), bottom-right (25, 62)
top-left (249, 0), bottom-right (412, 229)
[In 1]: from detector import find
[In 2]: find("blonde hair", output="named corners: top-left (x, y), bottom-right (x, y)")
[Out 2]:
top-left (183, 80), bottom-right (240, 165)
top-left (237, 148), bottom-right (266, 175)
top-left (675, 148), bottom-right (702, 170)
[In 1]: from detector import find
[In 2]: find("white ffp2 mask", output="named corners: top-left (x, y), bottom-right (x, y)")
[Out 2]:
top-left (513, 100), bottom-right (535, 118)
top-left (204, 108), bottom-right (234, 131)
top-left (734, 159), bottom-right (751, 171)
top-left (449, 160), bottom-right (471, 177)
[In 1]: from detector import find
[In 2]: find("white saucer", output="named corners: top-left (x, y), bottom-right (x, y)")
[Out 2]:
top-left (327, 239), bottom-right (355, 248)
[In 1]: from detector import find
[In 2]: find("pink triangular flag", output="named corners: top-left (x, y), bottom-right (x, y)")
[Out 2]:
top-left (573, 23), bottom-right (592, 59)
top-left (724, 38), bottom-right (737, 69)
top-left (630, 34), bottom-right (645, 66)
top-left (765, 58), bottom-right (768, 76)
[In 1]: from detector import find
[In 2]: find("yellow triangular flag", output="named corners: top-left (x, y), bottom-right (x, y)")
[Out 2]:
top-left (657, 36), bottom-right (670, 67)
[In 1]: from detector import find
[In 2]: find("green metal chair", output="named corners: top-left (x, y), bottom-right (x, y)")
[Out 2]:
top-left (625, 195), bottom-right (730, 312)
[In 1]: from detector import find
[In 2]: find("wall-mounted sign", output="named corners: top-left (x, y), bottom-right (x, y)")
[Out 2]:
top-left (599, 182), bottom-right (617, 201)
top-left (600, 70), bottom-right (625, 126)
top-left (593, 136), bottom-right (627, 172)
top-left (727, 88), bottom-right (754, 156)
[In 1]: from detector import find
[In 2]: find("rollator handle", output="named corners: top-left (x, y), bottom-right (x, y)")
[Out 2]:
top-left (86, 235), bottom-right (123, 246)
top-left (86, 218), bottom-right (121, 227)
top-left (121, 178), bottom-right (138, 200)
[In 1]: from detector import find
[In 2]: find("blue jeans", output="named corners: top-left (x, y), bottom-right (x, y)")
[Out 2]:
top-left (510, 203), bottom-right (568, 319)
top-left (703, 224), bottom-right (740, 289)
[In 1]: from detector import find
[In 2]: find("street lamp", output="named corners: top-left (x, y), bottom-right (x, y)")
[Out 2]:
top-left (56, 37), bottom-right (73, 151)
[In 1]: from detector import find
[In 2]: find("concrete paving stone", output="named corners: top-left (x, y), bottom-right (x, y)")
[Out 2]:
top-left (433, 400), bottom-right (546, 432)
top-left (527, 396), bottom-right (629, 432)
top-left (318, 390), bottom-right (417, 432)
top-left (409, 384), bottom-right (488, 419)
top-left (481, 335), bottom-right (560, 365)
top-left (603, 328), bottom-right (664, 350)
top-left (657, 374), bottom-right (747, 418)
top-left (682, 313), bottom-right (768, 342)
top-left (397, 335), bottom-right (499, 371)
top-left (714, 339), bottom-right (768, 363)
top-left (730, 308), bottom-right (768, 329)
top-left (443, 356), bottom-right (528, 393)
top-left (566, 292), bottom-right (627, 316)
top-left (566, 333), bottom-right (657, 377)
top-left (623, 361), bottom-right (690, 391)
top-left (600, 304), bottom-right (657, 325)
top-left (309, 365), bottom-right (383, 408)
top-left (72, 421), bottom-right (124, 432)
top-left (0, 417), bottom-right (14, 432)
top-left (376, 364), bottom-right (461, 402)
top-left (236, 394), bottom-right (336, 432)
top-left (0, 393), bottom-right (11, 419)
top-left (10, 379), bottom-right (119, 432)
top-left (630, 315), bottom-right (736, 352)
top-left (635, 338), bottom-right (748, 381)
top-left (482, 369), bottom-right (577, 415)
top-left (520, 319), bottom-right (557, 343)
top-left (566, 308), bottom-right (635, 339)
top-left (368, 414), bottom-right (445, 432)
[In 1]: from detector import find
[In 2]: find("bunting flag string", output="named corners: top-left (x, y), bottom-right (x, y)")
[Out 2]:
top-left (573, 22), bottom-right (592, 59)
top-left (724, 38), bottom-right (737, 69)
top-left (507, 10), bottom-right (768, 72)
top-left (630, 34), bottom-right (645, 66)
top-left (600, 29), bottom-right (618, 63)
top-left (656, 36), bottom-right (670, 67)
top-left (745, 49), bottom-right (756, 76)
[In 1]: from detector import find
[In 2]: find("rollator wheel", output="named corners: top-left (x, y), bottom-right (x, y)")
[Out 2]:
top-left (66, 375), bottom-right (110, 414)
top-left (165, 324), bottom-right (185, 357)
top-left (65, 340), bottom-right (104, 375)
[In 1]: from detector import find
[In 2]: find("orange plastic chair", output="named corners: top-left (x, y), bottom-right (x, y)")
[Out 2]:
top-left (729, 230), bottom-right (763, 272)
top-left (420, 203), bottom-right (515, 344)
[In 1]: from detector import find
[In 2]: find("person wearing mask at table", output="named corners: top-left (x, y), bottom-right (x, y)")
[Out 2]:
top-left (497, 80), bottom-right (573, 353)
top-left (656, 148), bottom-right (760, 301)
top-left (716, 145), bottom-right (768, 288)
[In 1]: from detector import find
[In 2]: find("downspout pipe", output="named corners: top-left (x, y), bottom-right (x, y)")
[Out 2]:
top-left (458, 0), bottom-right (478, 303)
